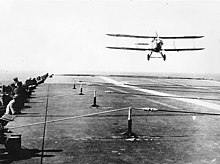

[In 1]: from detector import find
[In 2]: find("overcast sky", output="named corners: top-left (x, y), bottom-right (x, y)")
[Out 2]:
top-left (0, 0), bottom-right (219, 74)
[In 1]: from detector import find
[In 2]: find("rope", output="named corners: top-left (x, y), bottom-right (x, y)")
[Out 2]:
top-left (8, 107), bottom-right (129, 129)
top-left (33, 90), bottom-right (91, 100)
top-left (133, 107), bottom-right (220, 116)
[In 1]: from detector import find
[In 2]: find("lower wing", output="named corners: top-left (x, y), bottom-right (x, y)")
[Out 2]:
top-left (163, 48), bottom-right (204, 51)
top-left (106, 47), bottom-right (153, 51)
top-left (106, 47), bottom-right (204, 52)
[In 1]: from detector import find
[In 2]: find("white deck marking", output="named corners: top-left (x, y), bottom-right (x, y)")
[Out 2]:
top-left (207, 80), bottom-right (220, 85)
top-left (108, 87), bottom-right (129, 94)
top-left (99, 76), bottom-right (220, 111)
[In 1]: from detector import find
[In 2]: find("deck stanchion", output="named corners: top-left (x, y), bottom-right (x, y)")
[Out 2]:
top-left (91, 90), bottom-right (99, 108)
top-left (127, 107), bottom-right (132, 136)
top-left (79, 83), bottom-right (84, 95)
top-left (72, 81), bottom-right (76, 89)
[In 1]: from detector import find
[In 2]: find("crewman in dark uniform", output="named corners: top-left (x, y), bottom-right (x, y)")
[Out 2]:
top-left (13, 82), bottom-right (27, 109)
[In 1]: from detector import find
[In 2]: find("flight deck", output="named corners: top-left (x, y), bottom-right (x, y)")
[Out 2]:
top-left (1, 74), bottom-right (220, 164)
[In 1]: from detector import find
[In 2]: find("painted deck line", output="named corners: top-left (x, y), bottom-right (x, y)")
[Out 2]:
top-left (108, 86), bottom-right (129, 94)
top-left (207, 80), bottom-right (220, 85)
top-left (160, 79), bottom-right (220, 93)
top-left (99, 76), bottom-right (220, 111)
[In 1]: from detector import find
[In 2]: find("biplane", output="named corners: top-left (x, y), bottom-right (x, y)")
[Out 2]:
top-left (106, 33), bottom-right (204, 61)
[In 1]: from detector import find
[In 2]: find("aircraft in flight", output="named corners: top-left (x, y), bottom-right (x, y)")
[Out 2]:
top-left (106, 33), bottom-right (204, 61)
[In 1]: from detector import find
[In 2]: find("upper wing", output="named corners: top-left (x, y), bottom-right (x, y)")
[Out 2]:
top-left (106, 46), bottom-right (153, 51)
top-left (163, 48), bottom-right (205, 51)
top-left (107, 34), bottom-right (204, 39)
top-left (106, 34), bottom-right (155, 39)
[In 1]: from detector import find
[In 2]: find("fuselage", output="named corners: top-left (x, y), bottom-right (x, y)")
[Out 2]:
top-left (152, 38), bottom-right (163, 52)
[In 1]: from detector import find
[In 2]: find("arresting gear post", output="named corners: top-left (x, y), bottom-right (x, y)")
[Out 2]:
top-left (79, 83), bottom-right (84, 95)
top-left (123, 107), bottom-right (136, 138)
top-left (91, 90), bottom-right (99, 108)
top-left (127, 107), bottom-right (132, 136)
top-left (72, 80), bottom-right (76, 89)
top-left (73, 83), bottom-right (76, 89)
top-left (122, 107), bottom-right (158, 139)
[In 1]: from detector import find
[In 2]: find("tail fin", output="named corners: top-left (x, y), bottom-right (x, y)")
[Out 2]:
top-left (156, 32), bottom-right (159, 39)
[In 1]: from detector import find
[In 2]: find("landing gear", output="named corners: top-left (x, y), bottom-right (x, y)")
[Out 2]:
top-left (147, 52), bottom-right (152, 61)
top-left (160, 52), bottom-right (166, 61)
top-left (163, 54), bottom-right (166, 61)
top-left (147, 54), bottom-right (150, 61)
top-left (147, 52), bottom-right (166, 61)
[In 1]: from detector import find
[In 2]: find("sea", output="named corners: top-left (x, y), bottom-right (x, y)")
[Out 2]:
top-left (0, 70), bottom-right (220, 85)
top-left (0, 70), bottom-right (45, 85)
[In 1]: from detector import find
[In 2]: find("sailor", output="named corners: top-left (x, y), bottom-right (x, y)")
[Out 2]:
top-left (2, 93), bottom-right (13, 106)
top-left (13, 81), bottom-right (28, 108)
top-left (5, 95), bottom-right (21, 115)
top-left (13, 77), bottom-right (19, 86)
top-left (8, 77), bottom-right (20, 91)
top-left (0, 122), bottom-right (4, 143)
top-left (14, 82), bottom-right (25, 95)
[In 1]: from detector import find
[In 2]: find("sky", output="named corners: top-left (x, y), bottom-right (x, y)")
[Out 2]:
top-left (0, 0), bottom-right (220, 74)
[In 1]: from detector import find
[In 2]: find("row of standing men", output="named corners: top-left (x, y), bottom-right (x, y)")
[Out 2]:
top-left (0, 73), bottom-right (49, 115)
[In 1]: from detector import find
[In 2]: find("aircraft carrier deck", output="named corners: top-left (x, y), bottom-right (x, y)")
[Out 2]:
top-left (1, 74), bottom-right (220, 164)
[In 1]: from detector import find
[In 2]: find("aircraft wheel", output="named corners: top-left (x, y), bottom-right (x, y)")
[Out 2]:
top-left (163, 54), bottom-right (166, 61)
top-left (147, 54), bottom-right (150, 61)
